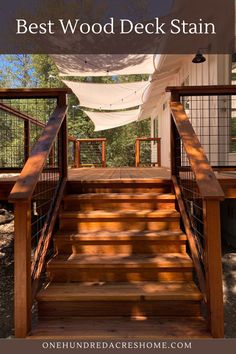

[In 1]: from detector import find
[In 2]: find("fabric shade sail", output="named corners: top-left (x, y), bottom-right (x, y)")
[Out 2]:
top-left (52, 53), bottom-right (186, 129)
top-left (62, 79), bottom-right (149, 110)
top-left (51, 54), bottom-right (156, 77)
top-left (84, 109), bottom-right (141, 131)
top-left (138, 55), bottom-right (186, 120)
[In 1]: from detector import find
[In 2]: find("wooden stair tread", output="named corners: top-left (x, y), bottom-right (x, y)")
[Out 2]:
top-left (48, 253), bottom-right (193, 268)
top-left (29, 316), bottom-right (210, 339)
top-left (60, 209), bottom-right (180, 219)
top-left (55, 230), bottom-right (186, 241)
top-left (69, 178), bottom-right (171, 184)
top-left (37, 281), bottom-right (202, 301)
top-left (64, 193), bottom-right (175, 201)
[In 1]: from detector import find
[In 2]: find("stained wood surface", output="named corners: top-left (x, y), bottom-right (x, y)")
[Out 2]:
top-left (170, 102), bottom-right (225, 199)
top-left (166, 85), bottom-right (236, 96)
top-left (204, 200), bottom-right (224, 338)
top-left (48, 253), bottom-right (193, 269)
top-left (54, 229), bottom-right (187, 241)
top-left (0, 88), bottom-right (71, 98)
top-left (29, 316), bottom-right (210, 339)
top-left (68, 167), bottom-right (171, 180)
top-left (9, 105), bottom-right (67, 202)
top-left (14, 202), bottom-right (31, 338)
top-left (37, 281), bottom-right (202, 302)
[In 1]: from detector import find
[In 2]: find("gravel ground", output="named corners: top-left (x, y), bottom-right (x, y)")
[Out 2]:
top-left (0, 220), bottom-right (14, 337)
top-left (0, 219), bottom-right (236, 338)
top-left (222, 241), bottom-right (236, 338)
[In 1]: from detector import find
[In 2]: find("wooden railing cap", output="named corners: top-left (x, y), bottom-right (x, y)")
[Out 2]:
top-left (170, 101), bottom-right (225, 200)
top-left (166, 85), bottom-right (236, 96)
top-left (9, 105), bottom-right (68, 203)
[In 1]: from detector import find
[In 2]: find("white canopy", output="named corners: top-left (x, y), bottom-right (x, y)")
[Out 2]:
top-left (52, 54), bottom-right (156, 77)
top-left (138, 55), bottom-right (187, 120)
top-left (84, 109), bottom-right (141, 131)
top-left (52, 54), bottom-right (186, 129)
top-left (62, 79), bottom-right (149, 110)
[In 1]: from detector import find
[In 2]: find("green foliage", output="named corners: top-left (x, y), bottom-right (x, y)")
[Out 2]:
top-left (0, 54), bottom-right (152, 167)
top-left (0, 54), bottom-right (34, 87)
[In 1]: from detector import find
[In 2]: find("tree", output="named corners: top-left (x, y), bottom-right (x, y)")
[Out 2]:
top-left (0, 54), bottom-right (152, 167)
top-left (0, 54), bottom-right (34, 87)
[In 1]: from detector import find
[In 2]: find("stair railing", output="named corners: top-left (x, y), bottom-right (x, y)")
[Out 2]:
top-left (7, 89), bottom-right (69, 338)
top-left (0, 99), bottom-right (76, 172)
top-left (168, 87), bottom-right (226, 338)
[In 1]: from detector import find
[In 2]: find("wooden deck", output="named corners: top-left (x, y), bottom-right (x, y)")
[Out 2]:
top-left (1, 167), bottom-right (236, 200)
top-left (68, 167), bottom-right (171, 181)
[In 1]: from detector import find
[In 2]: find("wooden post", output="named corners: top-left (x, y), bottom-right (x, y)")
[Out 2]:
top-left (77, 141), bottom-right (81, 168)
top-left (24, 120), bottom-right (30, 164)
top-left (58, 93), bottom-right (68, 179)
top-left (74, 140), bottom-right (79, 168)
top-left (49, 145), bottom-right (55, 167)
top-left (14, 202), bottom-right (32, 338)
top-left (157, 138), bottom-right (161, 167)
top-left (135, 139), bottom-right (140, 167)
top-left (204, 199), bottom-right (224, 338)
top-left (170, 91), bottom-right (180, 177)
top-left (102, 140), bottom-right (106, 168)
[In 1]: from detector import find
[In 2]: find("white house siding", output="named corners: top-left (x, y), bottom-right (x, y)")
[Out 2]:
top-left (151, 54), bottom-right (232, 168)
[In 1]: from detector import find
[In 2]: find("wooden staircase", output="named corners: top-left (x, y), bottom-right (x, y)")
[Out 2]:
top-left (34, 178), bottom-right (209, 338)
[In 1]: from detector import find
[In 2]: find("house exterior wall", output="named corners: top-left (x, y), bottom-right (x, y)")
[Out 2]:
top-left (151, 54), bottom-right (232, 168)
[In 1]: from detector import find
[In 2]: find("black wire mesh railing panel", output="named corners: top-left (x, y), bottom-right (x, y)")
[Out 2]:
top-left (31, 137), bottom-right (61, 279)
top-left (181, 95), bottom-right (236, 167)
top-left (0, 98), bottom-right (57, 169)
top-left (0, 109), bottom-right (25, 168)
top-left (175, 130), bottom-right (205, 269)
top-left (80, 141), bottom-right (103, 167)
top-left (68, 140), bottom-right (75, 167)
top-left (139, 140), bottom-right (152, 166)
top-left (0, 98), bottom-right (56, 125)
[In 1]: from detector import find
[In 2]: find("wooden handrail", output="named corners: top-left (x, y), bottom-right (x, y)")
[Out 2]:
top-left (0, 101), bottom-right (76, 144)
top-left (0, 102), bottom-right (46, 128)
top-left (0, 88), bottom-right (72, 98)
top-left (9, 105), bottom-right (67, 202)
top-left (167, 85), bottom-right (236, 96)
top-left (136, 137), bottom-right (161, 142)
top-left (77, 138), bottom-right (107, 142)
top-left (170, 102), bottom-right (224, 200)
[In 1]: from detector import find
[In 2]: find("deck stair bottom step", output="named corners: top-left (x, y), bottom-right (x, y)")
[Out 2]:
top-left (37, 281), bottom-right (203, 318)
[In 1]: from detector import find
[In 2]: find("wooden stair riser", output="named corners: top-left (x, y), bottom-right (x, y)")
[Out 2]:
top-left (67, 183), bottom-right (172, 195)
top-left (38, 300), bottom-right (201, 318)
top-left (63, 199), bottom-right (175, 212)
top-left (59, 218), bottom-right (180, 232)
top-left (55, 240), bottom-right (186, 255)
top-left (47, 268), bottom-right (193, 282)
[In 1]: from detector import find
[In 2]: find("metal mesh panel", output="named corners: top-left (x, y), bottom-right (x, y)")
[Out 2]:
top-left (0, 110), bottom-right (25, 167)
top-left (31, 137), bottom-right (61, 279)
top-left (68, 139), bottom-right (75, 168)
top-left (0, 98), bottom-right (57, 169)
top-left (79, 141), bottom-right (104, 167)
top-left (175, 129), bottom-right (205, 269)
top-left (181, 95), bottom-right (236, 167)
top-left (139, 140), bottom-right (152, 166)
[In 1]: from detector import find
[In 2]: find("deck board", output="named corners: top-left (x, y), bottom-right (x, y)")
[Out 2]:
top-left (68, 167), bottom-right (171, 181)
top-left (1, 168), bottom-right (236, 199)
top-left (29, 316), bottom-right (210, 339)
